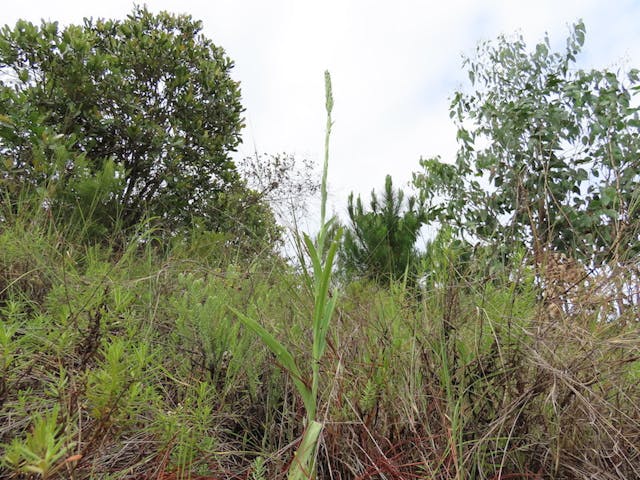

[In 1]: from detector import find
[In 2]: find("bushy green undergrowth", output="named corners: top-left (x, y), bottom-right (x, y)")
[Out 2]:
top-left (2, 12), bottom-right (639, 479)
top-left (1, 192), bottom-right (639, 480)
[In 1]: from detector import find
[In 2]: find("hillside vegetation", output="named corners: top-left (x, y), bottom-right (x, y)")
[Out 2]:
top-left (1, 10), bottom-right (639, 480)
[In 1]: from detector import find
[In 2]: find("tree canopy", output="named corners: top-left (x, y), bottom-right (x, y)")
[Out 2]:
top-left (0, 6), bottom-right (245, 232)
top-left (340, 175), bottom-right (428, 284)
top-left (414, 21), bottom-right (640, 266)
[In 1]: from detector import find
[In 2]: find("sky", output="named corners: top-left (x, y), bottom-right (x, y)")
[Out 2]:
top-left (4, 1), bottom-right (640, 230)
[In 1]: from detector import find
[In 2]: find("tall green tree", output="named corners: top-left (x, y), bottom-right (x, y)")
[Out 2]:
top-left (341, 175), bottom-right (428, 284)
top-left (0, 6), bottom-right (245, 231)
top-left (413, 21), bottom-right (640, 266)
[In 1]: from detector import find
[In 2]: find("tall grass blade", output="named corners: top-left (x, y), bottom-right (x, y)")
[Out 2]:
top-left (229, 306), bottom-right (313, 413)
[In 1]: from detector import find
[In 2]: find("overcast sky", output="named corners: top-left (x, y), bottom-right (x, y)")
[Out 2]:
top-left (4, 1), bottom-right (640, 228)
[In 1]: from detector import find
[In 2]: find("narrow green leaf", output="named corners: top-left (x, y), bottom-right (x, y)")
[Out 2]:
top-left (317, 295), bottom-right (338, 358)
top-left (228, 306), bottom-right (312, 407)
top-left (303, 233), bottom-right (322, 280)
top-left (287, 420), bottom-right (323, 480)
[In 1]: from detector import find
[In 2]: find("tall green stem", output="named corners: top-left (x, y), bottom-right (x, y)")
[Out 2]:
top-left (233, 71), bottom-right (340, 480)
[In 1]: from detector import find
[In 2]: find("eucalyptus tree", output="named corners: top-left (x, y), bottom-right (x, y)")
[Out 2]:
top-left (413, 21), bottom-right (640, 266)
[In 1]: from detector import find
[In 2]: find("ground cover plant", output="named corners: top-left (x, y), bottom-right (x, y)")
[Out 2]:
top-left (1, 10), bottom-right (639, 480)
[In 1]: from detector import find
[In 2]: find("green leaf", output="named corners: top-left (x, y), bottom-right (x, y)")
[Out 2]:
top-left (228, 306), bottom-right (313, 413)
top-left (287, 420), bottom-right (323, 480)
